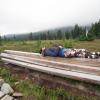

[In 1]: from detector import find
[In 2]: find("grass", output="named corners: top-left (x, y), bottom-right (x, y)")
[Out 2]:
top-left (16, 79), bottom-right (99, 100)
top-left (0, 68), bottom-right (100, 100)
top-left (0, 68), bottom-right (18, 86)
top-left (0, 39), bottom-right (100, 53)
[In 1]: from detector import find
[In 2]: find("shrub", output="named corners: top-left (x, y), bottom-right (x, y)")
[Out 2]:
top-left (87, 34), bottom-right (95, 41)
top-left (0, 68), bottom-right (18, 86)
top-left (95, 32), bottom-right (100, 39)
top-left (34, 40), bottom-right (42, 52)
top-left (79, 34), bottom-right (95, 41)
top-left (63, 39), bottom-right (73, 48)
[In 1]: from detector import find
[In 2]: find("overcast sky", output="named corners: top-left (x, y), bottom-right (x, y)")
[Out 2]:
top-left (0, 0), bottom-right (100, 35)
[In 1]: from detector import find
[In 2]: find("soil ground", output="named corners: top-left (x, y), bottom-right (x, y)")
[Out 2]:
top-left (0, 60), bottom-right (100, 100)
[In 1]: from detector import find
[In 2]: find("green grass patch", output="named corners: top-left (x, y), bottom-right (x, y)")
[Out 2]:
top-left (0, 39), bottom-right (100, 53)
top-left (0, 68), bottom-right (100, 100)
top-left (16, 80), bottom-right (99, 100)
top-left (0, 68), bottom-right (18, 86)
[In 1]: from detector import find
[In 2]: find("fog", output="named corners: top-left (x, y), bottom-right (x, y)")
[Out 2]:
top-left (0, 0), bottom-right (100, 35)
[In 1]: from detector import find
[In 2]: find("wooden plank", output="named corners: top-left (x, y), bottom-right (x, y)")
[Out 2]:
top-left (1, 58), bottom-right (100, 85)
top-left (4, 50), bottom-right (40, 57)
top-left (1, 53), bottom-right (100, 75)
top-left (4, 50), bottom-right (100, 67)
top-left (1, 95), bottom-right (13, 100)
top-left (4, 50), bottom-right (100, 61)
top-left (0, 91), bottom-right (5, 98)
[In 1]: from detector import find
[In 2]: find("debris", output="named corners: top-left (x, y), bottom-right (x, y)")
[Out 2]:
top-left (13, 92), bottom-right (23, 97)
top-left (1, 83), bottom-right (14, 94)
top-left (14, 82), bottom-right (20, 85)
top-left (77, 85), bottom-right (86, 90)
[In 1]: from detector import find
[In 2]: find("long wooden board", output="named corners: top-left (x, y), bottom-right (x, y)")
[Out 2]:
top-left (1, 50), bottom-right (100, 85)
top-left (1, 53), bottom-right (100, 75)
top-left (1, 58), bottom-right (100, 85)
top-left (4, 50), bottom-right (100, 67)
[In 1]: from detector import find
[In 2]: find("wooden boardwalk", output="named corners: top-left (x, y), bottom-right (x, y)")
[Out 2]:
top-left (1, 50), bottom-right (100, 85)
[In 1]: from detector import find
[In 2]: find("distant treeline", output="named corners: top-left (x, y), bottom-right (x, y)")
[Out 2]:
top-left (1, 20), bottom-right (100, 41)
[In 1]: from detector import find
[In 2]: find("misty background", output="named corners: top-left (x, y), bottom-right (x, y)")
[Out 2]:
top-left (0, 0), bottom-right (100, 36)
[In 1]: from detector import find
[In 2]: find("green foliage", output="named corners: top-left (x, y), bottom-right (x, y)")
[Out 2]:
top-left (0, 39), bottom-right (100, 53)
top-left (16, 80), bottom-right (45, 100)
top-left (47, 89), bottom-right (58, 100)
top-left (79, 34), bottom-right (87, 41)
top-left (57, 30), bottom-right (62, 39)
top-left (72, 24), bottom-right (85, 39)
top-left (34, 40), bottom-right (42, 52)
top-left (96, 32), bottom-right (100, 38)
top-left (63, 39), bottom-right (73, 48)
top-left (21, 41), bottom-right (27, 45)
top-left (37, 40), bottom-right (41, 47)
top-left (79, 34), bottom-right (95, 41)
top-left (0, 68), bottom-right (18, 86)
top-left (17, 80), bottom-right (98, 100)
top-left (0, 35), bottom-right (2, 46)
top-left (0, 68), bottom-right (99, 100)
top-left (0, 68), bottom-right (10, 78)
top-left (86, 34), bottom-right (95, 41)
top-left (89, 20), bottom-right (100, 38)
top-left (29, 32), bottom-right (33, 40)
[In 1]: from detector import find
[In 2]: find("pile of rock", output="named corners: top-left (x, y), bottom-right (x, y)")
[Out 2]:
top-left (0, 78), bottom-right (23, 100)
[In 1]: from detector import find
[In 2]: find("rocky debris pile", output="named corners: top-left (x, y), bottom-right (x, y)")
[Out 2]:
top-left (0, 78), bottom-right (23, 100)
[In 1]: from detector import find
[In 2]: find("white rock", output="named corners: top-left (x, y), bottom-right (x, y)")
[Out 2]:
top-left (0, 79), bottom-right (4, 87)
top-left (0, 91), bottom-right (5, 98)
top-left (1, 83), bottom-right (14, 94)
top-left (13, 92), bottom-right (23, 97)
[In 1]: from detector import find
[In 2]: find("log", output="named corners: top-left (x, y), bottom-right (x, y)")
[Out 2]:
top-left (1, 53), bottom-right (100, 75)
top-left (4, 50), bottom-right (100, 62)
top-left (4, 50), bottom-right (40, 57)
top-left (4, 50), bottom-right (100, 67)
top-left (1, 58), bottom-right (100, 85)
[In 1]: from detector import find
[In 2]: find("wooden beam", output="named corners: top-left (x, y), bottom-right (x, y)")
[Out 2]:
top-left (1, 53), bottom-right (100, 75)
top-left (4, 50), bottom-right (41, 57)
top-left (1, 95), bottom-right (13, 100)
top-left (4, 50), bottom-right (100, 62)
top-left (2, 58), bottom-right (100, 85)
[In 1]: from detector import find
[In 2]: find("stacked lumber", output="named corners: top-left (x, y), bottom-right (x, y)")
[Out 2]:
top-left (0, 91), bottom-right (13, 100)
top-left (0, 50), bottom-right (100, 85)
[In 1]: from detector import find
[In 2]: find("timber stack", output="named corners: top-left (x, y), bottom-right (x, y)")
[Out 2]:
top-left (0, 50), bottom-right (100, 85)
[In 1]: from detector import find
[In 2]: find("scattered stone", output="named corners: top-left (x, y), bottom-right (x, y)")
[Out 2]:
top-left (13, 92), bottom-right (23, 97)
top-left (77, 85), bottom-right (86, 90)
top-left (1, 83), bottom-right (14, 94)
top-left (0, 79), bottom-right (4, 87)
top-left (25, 76), bottom-right (29, 80)
top-left (14, 82), bottom-right (20, 85)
